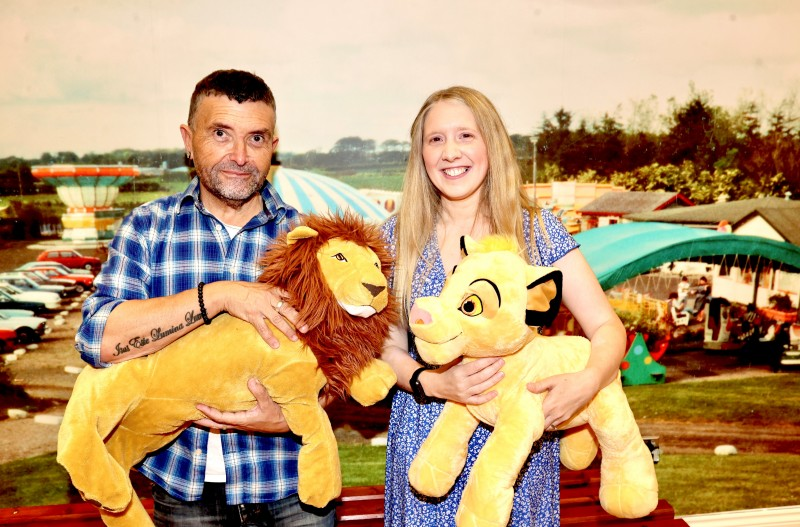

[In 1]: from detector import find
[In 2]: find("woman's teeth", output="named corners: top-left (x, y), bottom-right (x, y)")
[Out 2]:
top-left (444, 167), bottom-right (468, 177)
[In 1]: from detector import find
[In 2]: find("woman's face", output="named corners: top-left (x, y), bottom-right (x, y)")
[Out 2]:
top-left (421, 99), bottom-right (489, 205)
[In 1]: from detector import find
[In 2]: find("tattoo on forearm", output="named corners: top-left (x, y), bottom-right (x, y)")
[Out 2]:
top-left (112, 311), bottom-right (204, 356)
top-left (185, 310), bottom-right (203, 326)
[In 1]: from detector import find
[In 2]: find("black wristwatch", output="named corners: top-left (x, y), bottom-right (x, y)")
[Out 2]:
top-left (410, 367), bottom-right (430, 404)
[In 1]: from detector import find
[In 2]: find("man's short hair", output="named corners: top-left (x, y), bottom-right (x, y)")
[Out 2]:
top-left (188, 70), bottom-right (275, 126)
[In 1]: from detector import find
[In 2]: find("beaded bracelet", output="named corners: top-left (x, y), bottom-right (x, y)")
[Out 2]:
top-left (197, 282), bottom-right (212, 325)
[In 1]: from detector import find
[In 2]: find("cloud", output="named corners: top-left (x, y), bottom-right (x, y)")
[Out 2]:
top-left (1, 0), bottom-right (799, 159)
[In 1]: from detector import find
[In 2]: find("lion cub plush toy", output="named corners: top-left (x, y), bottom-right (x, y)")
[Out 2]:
top-left (57, 213), bottom-right (398, 527)
top-left (407, 235), bottom-right (658, 527)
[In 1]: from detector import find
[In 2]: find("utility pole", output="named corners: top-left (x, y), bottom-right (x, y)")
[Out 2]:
top-left (17, 165), bottom-right (23, 197)
top-left (530, 137), bottom-right (537, 204)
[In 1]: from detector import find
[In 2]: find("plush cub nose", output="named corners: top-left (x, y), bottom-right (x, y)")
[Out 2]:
top-left (409, 302), bottom-right (432, 325)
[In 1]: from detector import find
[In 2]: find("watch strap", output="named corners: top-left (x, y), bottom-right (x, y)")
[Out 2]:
top-left (409, 366), bottom-right (429, 403)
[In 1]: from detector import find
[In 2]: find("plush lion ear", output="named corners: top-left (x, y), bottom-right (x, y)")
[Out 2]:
top-left (524, 267), bottom-right (562, 328)
top-left (287, 226), bottom-right (318, 245)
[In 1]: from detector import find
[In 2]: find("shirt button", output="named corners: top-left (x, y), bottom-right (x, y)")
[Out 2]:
top-left (195, 449), bottom-right (202, 456)
top-left (215, 223), bottom-right (222, 231)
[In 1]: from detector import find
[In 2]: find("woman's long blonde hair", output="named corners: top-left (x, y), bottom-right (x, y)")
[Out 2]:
top-left (393, 86), bottom-right (539, 323)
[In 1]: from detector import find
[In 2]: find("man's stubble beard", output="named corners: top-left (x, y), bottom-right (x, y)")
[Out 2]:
top-left (199, 161), bottom-right (266, 210)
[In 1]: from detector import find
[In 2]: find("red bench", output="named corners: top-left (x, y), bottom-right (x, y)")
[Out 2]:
top-left (0, 468), bottom-right (687, 526)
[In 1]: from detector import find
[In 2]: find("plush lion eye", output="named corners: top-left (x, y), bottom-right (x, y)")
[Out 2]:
top-left (460, 294), bottom-right (483, 316)
top-left (333, 253), bottom-right (347, 262)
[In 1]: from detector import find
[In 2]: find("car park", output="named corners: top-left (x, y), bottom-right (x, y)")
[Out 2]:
top-left (0, 282), bottom-right (62, 310)
top-left (36, 248), bottom-right (102, 272)
top-left (0, 290), bottom-right (50, 316)
top-left (0, 272), bottom-right (74, 298)
top-left (0, 312), bottom-right (48, 344)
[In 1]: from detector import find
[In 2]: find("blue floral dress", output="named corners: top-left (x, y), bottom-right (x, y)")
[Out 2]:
top-left (381, 209), bottom-right (579, 526)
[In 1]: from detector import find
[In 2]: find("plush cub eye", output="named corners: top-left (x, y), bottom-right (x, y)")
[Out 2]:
top-left (333, 253), bottom-right (347, 262)
top-left (460, 294), bottom-right (483, 316)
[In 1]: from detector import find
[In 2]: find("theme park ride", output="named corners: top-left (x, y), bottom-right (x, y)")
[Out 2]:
top-left (31, 165), bottom-right (139, 242)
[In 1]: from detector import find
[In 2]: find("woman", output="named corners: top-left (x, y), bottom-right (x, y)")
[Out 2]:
top-left (380, 86), bottom-right (626, 525)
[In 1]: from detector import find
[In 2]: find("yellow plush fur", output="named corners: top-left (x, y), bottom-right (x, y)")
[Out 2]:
top-left (407, 235), bottom-right (658, 527)
top-left (57, 215), bottom-right (397, 527)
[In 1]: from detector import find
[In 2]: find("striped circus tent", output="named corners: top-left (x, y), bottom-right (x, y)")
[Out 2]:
top-left (270, 167), bottom-right (389, 222)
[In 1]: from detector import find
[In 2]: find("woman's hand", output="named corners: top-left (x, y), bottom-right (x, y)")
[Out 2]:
top-left (195, 378), bottom-right (290, 433)
top-left (218, 282), bottom-right (309, 349)
top-left (426, 357), bottom-right (505, 405)
top-left (527, 368), bottom-right (602, 430)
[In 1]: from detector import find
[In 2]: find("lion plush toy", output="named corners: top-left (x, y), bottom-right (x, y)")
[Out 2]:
top-left (57, 213), bottom-right (398, 527)
top-left (407, 235), bottom-right (658, 527)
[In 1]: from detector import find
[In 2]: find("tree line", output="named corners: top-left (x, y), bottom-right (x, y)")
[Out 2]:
top-left (2, 89), bottom-right (798, 204)
top-left (522, 90), bottom-right (800, 203)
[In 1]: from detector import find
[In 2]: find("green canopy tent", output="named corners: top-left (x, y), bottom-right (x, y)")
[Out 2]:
top-left (574, 223), bottom-right (800, 299)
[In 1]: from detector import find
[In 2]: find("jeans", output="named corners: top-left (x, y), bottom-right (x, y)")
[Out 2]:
top-left (152, 483), bottom-right (335, 527)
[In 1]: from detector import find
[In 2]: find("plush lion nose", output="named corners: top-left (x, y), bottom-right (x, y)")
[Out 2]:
top-left (409, 302), bottom-right (432, 325)
top-left (363, 282), bottom-right (386, 298)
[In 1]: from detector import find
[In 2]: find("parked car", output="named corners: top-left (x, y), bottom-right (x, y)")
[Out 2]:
top-left (18, 260), bottom-right (95, 277)
top-left (19, 266), bottom-right (94, 293)
top-left (0, 309), bottom-right (37, 318)
top-left (0, 290), bottom-right (50, 316)
top-left (36, 248), bottom-right (102, 272)
top-left (0, 282), bottom-right (62, 310)
top-left (0, 328), bottom-right (18, 353)
top-left (0, 312), bottom-right (48, 343)
top-left (0, 272), bottom-right (74, 299)
top-left (15, 269), bottom-right (81, 296)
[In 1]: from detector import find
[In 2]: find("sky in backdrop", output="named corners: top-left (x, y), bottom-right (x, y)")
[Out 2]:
top-left (1, 0), bottom-right (798, 160)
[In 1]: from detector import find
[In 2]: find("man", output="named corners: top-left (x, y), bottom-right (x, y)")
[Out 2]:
top-left (76, 70), bottom-right (334, 526)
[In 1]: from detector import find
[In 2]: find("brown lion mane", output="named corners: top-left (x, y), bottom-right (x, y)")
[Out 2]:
top-left (258, 212), bottom-right (398, 400)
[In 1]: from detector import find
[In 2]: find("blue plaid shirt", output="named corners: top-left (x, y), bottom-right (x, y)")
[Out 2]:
top-left (75, 177), bottom-right (302, 504)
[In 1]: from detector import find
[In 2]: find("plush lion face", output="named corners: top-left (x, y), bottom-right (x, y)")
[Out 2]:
top-left (315, 238), bottom-right (388, 317)
top-left (409, 235), bottom-right (561, 366)
top-left (259, 213), bottom-right (397, 399)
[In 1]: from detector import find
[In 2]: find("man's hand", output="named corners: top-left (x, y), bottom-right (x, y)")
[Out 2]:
top-left (195, 378), bottom-right (290, 433)
top-left (221, 282), bottom-right (309, 349)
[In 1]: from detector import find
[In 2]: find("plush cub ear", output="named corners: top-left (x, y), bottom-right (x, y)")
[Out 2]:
top-left (287, 226), bottom-right (318, 245)
top-left (524, 267), bottom-right (563, 328)
top-left (460, 235), bottom-right (476, 257)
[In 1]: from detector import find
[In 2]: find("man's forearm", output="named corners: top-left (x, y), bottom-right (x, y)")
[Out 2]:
top-left (100, 286), bottom-right (214, 363)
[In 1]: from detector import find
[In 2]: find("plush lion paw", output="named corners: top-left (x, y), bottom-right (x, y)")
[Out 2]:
top-left (560, 425), bottom-right (599, 471)
top-left (456, 502), bottom-right (509, 527)
top-left (408, 451), bottom-right (461, 498)
top-left (349, 359), bottom-right (396, 406)
top-left (299, 479), bottom-right (341, 509)
top-left (599, 451), bottom-right (658, 518)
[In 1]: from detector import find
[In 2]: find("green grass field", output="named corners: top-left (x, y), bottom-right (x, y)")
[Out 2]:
top-left (624, 373), bottom-right (800, 425)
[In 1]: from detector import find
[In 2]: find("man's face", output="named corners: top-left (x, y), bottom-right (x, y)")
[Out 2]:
top-left (181, 95), bottom-right (278, 208)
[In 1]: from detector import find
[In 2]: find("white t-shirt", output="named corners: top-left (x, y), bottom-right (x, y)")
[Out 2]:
top-left (204, 220), bottom-right (243, 483)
